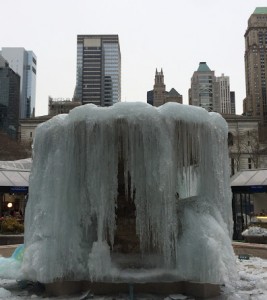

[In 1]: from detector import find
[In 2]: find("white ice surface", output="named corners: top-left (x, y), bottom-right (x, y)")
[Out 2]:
top-left (0, 257), bottom-right (22, 280)
top-left (0, 287), bottom-right (11, 298)
top-left (21, 102), bottom-right (235, 284)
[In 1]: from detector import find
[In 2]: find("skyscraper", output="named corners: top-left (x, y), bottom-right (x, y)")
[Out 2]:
top-left (0, 48), bottom-right (37, 119)
top-left (0, 55), bottom-right (20, 138)
top-left (74, 35), bottom-right (121, 106)
top-left (189, 62), bottom-right (220, 112)
top-left (230, 91), bottom-right (236, 115)
top-left (189, 63), bottom-right (234, 114)
top-left (216, 74), bottom-right (231, 114)
top-left (244, 8), bottom-right (267, 125)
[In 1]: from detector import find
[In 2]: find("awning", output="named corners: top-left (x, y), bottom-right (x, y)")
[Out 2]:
top-left (0, 159), bottom-right (31, 193)
top-left (231, 169), bottom-right (267, 193)
top-left (0, 158), bottom-right (32, 171)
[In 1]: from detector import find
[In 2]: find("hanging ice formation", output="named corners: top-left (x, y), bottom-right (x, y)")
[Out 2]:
top-left (21, 102), bottom-right (237, 284)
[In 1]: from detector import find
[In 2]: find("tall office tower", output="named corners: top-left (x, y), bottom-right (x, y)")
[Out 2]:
top-left (244, 8), bottom-right (267, 125)
top-left (190, 62), bottom-right (220, 112)
top-left (0, 55), bottom-right (20, 138)
top-left (74, 35), bottom-right (121, 106)
top-left (216, 74), bottom-right (231, 114)
top-left (0, 48), bottom-right (37, 119)
top-left (230, 91), bottom-right (236, 114)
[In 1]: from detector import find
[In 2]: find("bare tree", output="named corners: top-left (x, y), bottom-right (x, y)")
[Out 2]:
top-left (0, 130), bottom-right (31, 161)
top-left (229, 129), bottom-right (267, 173)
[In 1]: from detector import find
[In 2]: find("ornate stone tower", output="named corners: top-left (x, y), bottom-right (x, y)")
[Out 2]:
top-left (153, 68), bottom-right (166, 107)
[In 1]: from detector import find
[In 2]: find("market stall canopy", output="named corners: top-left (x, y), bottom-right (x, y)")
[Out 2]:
top-left (0, 158), bottom-right (32, 193)
top-left (231, 169), bottom-right (267, 193)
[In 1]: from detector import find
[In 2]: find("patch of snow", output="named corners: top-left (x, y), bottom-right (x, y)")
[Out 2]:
top-left (242, 226), bottom-right (267, 237)
top-left (0, 287), bottom-right (11, 298)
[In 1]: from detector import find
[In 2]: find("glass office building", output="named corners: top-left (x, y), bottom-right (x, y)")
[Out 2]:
top-left (74, 35), bottom-right (121, 106)
top-left (0, 48), bottom-right (37, 118)
top-left (0, 55), bottom-right (20, 138)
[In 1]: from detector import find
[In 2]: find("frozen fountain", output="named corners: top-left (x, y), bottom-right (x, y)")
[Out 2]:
top-left (21, 102), bottom-right (236, 298)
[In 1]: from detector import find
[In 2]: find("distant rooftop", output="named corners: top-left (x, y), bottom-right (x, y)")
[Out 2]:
top-left (168, 88), bottom-right (181, 96)
top-left (253, 7), bottom-right (267, 14)
top-left (197, 62), bottom-right (211, 72)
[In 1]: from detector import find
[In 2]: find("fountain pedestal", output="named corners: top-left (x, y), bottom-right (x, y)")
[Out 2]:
top-left (45, 281), bottom-right (221, 299)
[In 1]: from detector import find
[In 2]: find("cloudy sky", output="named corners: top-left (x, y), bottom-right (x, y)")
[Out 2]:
top-left (2, 0), bottom-right (267, 116)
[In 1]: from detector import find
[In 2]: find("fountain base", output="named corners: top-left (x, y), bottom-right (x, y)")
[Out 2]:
top-left (45, 281), bottom-right (221, 299)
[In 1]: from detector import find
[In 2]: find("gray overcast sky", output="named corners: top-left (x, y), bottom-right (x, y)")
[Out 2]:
top-left (2, 0), bottom-right (267, 116)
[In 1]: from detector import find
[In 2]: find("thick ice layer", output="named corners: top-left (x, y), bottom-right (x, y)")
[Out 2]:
top-left (0, 245), bottom-right (24, 280)
top-left (0, 257), bottom-right (22, 280)
top-left (21, 102), bottom-right (236, 284)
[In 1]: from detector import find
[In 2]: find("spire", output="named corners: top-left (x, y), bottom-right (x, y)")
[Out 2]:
top-left (154, 67), bottom-right (164, 85)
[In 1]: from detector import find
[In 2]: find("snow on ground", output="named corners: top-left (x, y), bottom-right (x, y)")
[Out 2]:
top-left (242, 226), bottom-right (267, 237)
top-left (0, 256), bottom-right (267, 300)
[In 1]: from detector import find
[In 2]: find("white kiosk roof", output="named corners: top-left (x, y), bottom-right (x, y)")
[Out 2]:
top-left (231, 169), bottom-right (267, 187)
top-left (0, 158), bottom-right (31, 188)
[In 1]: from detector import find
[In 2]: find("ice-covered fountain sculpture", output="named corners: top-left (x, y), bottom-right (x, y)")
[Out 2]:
top-left (21, 102), bottom-right (236, 295)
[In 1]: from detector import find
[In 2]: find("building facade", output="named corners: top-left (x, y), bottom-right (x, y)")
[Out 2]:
top-left (48, 96), bottom-right (81, 116)
top-left (0, 48), bottom-right (37, 119)
top-left (224, 114), bottom-right (267, 175)
top-left (243, 8), bottom-right (267, 125)
top-left (20, 96), bottom-right (81, 147)
top-left (74, 35), bottom-right (121, 106)
top-left (190, 62), bottom-right (220, 112)
top-left (0, 55), bottom-right (20, 138)
top-left (147, 69), bottom-right (183, 106)
top-left (19, 115), bottom-right (52, 146)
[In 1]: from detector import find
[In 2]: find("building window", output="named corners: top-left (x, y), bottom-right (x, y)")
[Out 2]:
top-left (228, 132), bottom-right (234, 146)
top-left (231, 158), bottom-right (235, 176)
top-left (248, 158), bottom-right (252, 169)
top-left (30, 132), bottom-right (32, 138)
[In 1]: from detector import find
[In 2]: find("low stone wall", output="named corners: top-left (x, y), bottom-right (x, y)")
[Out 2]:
top-left (232, 241), bottom-right (267, 259)
top-left (0, 244), bottom-right (20, 257)
top-left (46, 281), bottom-right (220, 299)
top-left (244, 236), bottom-right (267, 244)
top-left (0, 234), bottom-right (24, 246)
